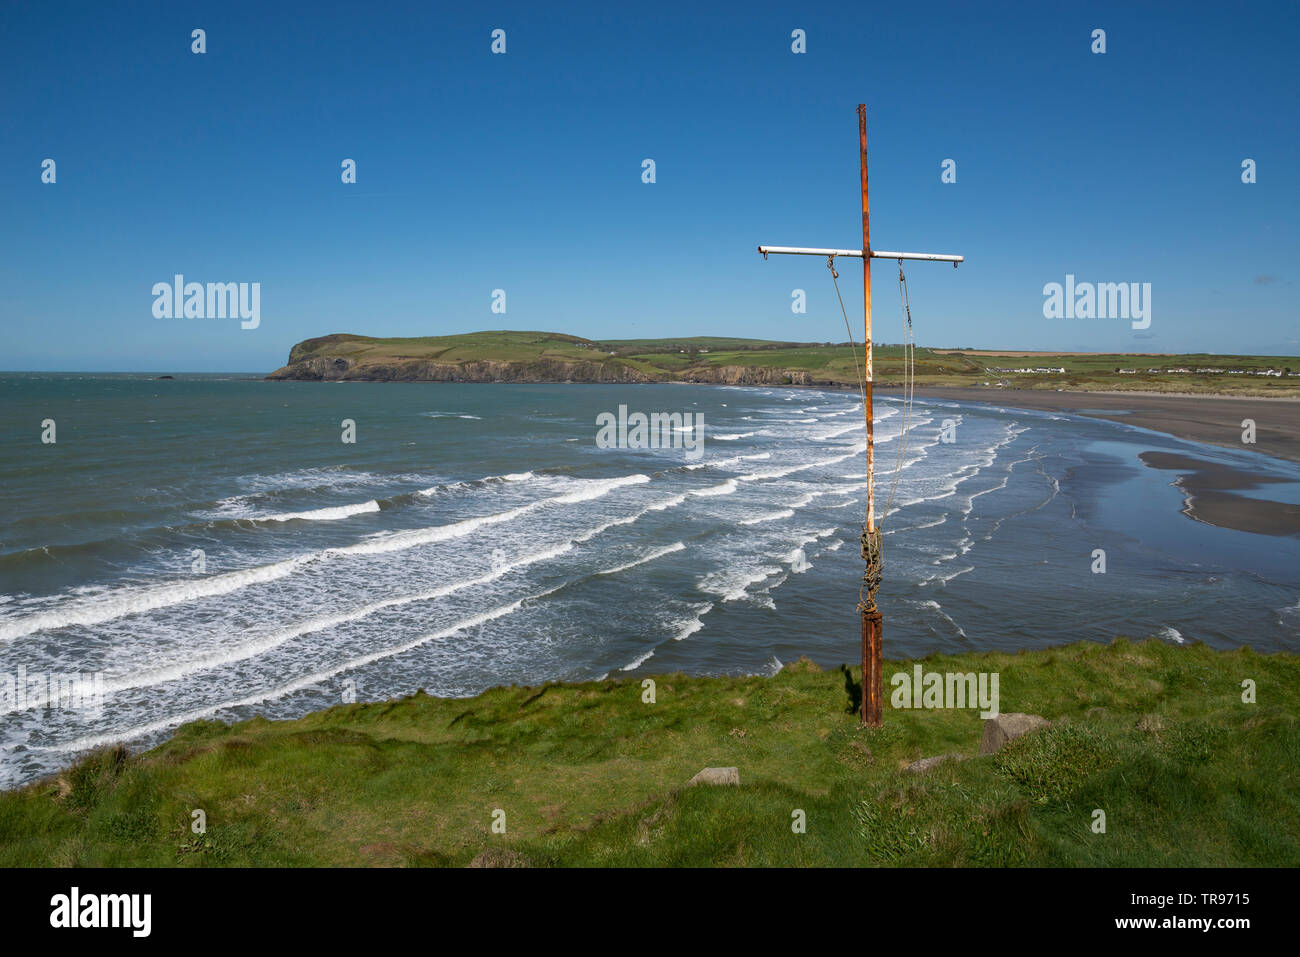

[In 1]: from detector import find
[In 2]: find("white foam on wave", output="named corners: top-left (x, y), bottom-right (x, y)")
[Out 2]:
top-left (740, 509), bottom-right (795, 526)
top-left (1278, 599), bottom-right (1300, 628)
top-left (821, 402), bottom-right (863, 418)
top-left (416, 469), bottom-right (538, 497)
top-left (0, 556), bottom-right (314, 643)
top-left (1156, 625), bottom-right (1186, 645)
top-left (788, 487), bottom-right (837, 508)
top-left (692, 478), bottom-right (739, 497)
top-left (94, 487), bottom-right (698, 698)
top-left (697, 566), bottom-right (779, 602)
top-left (619, 649), bottom-right (656, 671)
top-left (714, 431), bottom-right (757, 441)
top-left (231, 467), bottom-right (424, 496)
top-left (815, 422), bottom-right (862, 440)
top-left (338, 474), bottom-right (650, 557)
top-left (918, 565), bottom-right (975, 587)
top-left (884, 423), bottom-right (1014, 513)
top-left (673, 602), bottom-right (713, 640)
top-left (740, 445), bottom-right (864, 482)
top-left (253, 500), bottom-right (381, 523)
top-left (573, 492), bottom-right (688, 543)
top-left (51, 587), bottom-right (565, 755)
top-left (915, 599), bottom-right (967, 638)
top-left (92, 542), bottom-right (577, 698)
top-left (597, 542), bottom-right (686, 576)
top-left (684, 452), bottom-right (770, 471)
top-left (885, 514), bottom-right (948, 535)
top-left (0, 473), bottom-right (650, 642)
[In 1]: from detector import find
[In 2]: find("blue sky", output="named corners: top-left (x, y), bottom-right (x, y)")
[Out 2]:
top-left (2, 0), bottom-right (1297, 371)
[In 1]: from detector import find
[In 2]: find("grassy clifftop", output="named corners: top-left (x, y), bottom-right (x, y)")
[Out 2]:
top-left (266, 330), bottom-right (1300, 395)
top-left (268, 331), bottom-right (665, 383)
top-left (2, 638), bottom-right (1297, 867)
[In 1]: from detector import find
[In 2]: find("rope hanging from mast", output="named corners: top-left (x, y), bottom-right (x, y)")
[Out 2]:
top-left (827, 255), bottom-right (916, 614)
top-left (883, 260), bottom-right (915, 521)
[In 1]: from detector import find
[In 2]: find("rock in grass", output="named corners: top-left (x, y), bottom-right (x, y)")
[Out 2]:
top-left (979, 713), bottom-right (1050, 755)
top-left (688, 767), bottom-right (740, 787)
top-left (905, 753), bottom-right (965, 775)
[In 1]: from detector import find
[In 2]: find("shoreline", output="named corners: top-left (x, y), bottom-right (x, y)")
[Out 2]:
top-left (1137, 452), bottom-right (1300, 537)
top-left (889, 385), bottom-right (1300, 466)
top-left (5, 638), bottom-right (1296, 866)
top-left (888, 386), bottom-right (1300, 536)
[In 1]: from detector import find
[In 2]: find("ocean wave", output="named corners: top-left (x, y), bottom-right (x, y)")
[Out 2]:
top-left (683, 452), bottom-right (770, 471)
top-left (1156, 625), bottom-right (1186, 645)
top-left (673, 603), bottom-right (713, 640)
top-left (64, 542), bottom-right (578, 700)
top-left (697, 566), bottom-right (779, 602)
top-left (597, 542), bottom-right (686, 576)
top-left (573, 492), bottom-right (687, 543)
top-left (739, 446), bottom-right (864, 482)
top-left (619, 649), bottom-right (656, 671)
top-left (915, 598), bottom-right (967, 639)
top-left (691, 478), bottom-right (739, 497)
top-left (337, 474), bottom-right (649, 556)
top-left (50, 588), bottom-right (565, 755)
top-left (250, 500), bottom-right (381, 523)
top-left (0, 474), bottom-right (650, 641)
top-left (417, 469), bottom-right (540, 497)
top-left (0, 555), bottom-right (314, 643)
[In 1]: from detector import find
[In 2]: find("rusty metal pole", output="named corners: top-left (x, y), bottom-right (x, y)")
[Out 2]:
top-left (756, 110), bottom-right (964, 727)
top-left (858, 104), bottom-right (883, 727)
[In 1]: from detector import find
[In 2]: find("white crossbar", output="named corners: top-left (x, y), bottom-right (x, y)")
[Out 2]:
top-left (757, 245), bottom-right (963, 264)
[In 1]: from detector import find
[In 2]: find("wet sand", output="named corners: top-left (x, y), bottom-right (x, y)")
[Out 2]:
top-left (894, 387), bottom-right (1300, 465)
top-left (1138, 452), bottom-right (1300, 537)
top-left (883, 387), bottom-right (1300, 537)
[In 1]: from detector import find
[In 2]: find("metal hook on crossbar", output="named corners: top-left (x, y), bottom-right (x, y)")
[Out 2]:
top-left (826, 255), bottom-right (838, 279)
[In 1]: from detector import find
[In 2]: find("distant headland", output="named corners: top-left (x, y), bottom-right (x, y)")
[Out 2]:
top-left (266, 330), bottom-right (1300, 396)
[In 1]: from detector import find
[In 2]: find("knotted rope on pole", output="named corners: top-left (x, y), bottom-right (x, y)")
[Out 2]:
top-left (859, 524), bottom-right (882, 612)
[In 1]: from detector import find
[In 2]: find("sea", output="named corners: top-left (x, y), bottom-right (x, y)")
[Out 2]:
top-left (1, 373), bottom-right (1298, 788)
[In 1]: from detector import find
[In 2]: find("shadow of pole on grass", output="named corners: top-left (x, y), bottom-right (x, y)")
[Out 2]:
top-left (840, 665), bottom-right (862, 716)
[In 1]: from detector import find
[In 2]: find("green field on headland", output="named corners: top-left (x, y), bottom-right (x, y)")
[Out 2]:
top-left (266, 330), bottom-right (1300, 396)
top-left (3, 638), bottom-right (1297, 867)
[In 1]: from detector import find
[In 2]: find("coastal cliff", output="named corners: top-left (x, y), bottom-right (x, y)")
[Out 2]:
top-left (265, 331), bottom-right (838, 386)
top-left (268, 354), bottom-right (663, 383)
top-left (265, 330), bottom-right (1300, 396)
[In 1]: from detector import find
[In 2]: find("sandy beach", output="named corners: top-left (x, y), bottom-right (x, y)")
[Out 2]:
top-left (892, 387), bottom-right (1300, 537)
top-left (896, 387), bottom-right (1300, 463)
top-left (1137, 452), bottom-right (1300, 537)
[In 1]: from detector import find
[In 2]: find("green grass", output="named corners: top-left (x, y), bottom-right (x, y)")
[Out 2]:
top-left (287, 330), bottom-right (621, 366)
top-left (932, 349), bottom-right (1300, 394)
top-left (274, 332), bottom-right (1300, 395)
top-left (3, 638), bottom-right (1297, 867)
